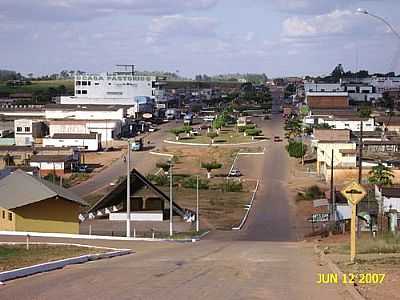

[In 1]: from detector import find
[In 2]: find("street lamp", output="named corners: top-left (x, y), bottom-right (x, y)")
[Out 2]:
top-left (356, 8), bottom-right (400, 40)
top-left (168, 159), bottom-right (173, 237)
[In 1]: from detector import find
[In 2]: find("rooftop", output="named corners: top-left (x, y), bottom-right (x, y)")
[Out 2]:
top-left (51, 133), bottom-right (98, 140)
top-left (46, 104), bottom-right (126, 111)
top-left (30, 154), bottom-right (73, 162)
top-left (0, 170), bottom-right (87, 209)
top-left (313, 129), bottom-right (350, 142)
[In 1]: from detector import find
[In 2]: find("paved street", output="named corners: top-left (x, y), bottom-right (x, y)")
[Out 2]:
top-left (0, 88), bottom-right (352, 299)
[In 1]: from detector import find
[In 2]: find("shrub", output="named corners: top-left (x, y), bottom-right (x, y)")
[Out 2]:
top-left (238, 124), bottom-right (255, 132)
top-left (245, 128), bottom-right (262, 136)
top-left (220, 180), bottom-right (243, 192)
top-left (156, 161), bottom-right (170, 173)
top-left (286, 141), bottom-right (306, 158)
top-left (182, 177), bottom-right (209, 189)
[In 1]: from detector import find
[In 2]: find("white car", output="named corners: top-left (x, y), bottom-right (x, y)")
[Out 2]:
top-left (229, 169), bottom-right (241, 177)
top-left (149, 126), bottom-right (157, 132)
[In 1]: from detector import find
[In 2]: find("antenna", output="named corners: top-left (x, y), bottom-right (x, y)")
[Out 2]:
top-left (116, 64), bottom-right (136, 76)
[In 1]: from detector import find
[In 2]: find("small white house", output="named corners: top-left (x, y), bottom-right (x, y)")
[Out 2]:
top-left (43, 133), bottom-right (101, 151)
top-left (319, 117), bottom-right (375, 132)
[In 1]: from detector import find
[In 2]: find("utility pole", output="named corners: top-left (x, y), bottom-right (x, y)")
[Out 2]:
top-left (330, 149), bottom-right (335, 221)
top-left (126, 140), bottom-right (131, 238)
top-left (169, 161), bottom-right (173, 237)
top-left (358, 121), bottom-right (363, 184)
top-left (196, 175), bottom-right (200, 233)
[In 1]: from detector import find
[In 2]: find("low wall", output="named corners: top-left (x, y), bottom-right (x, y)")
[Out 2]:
top-left (109, 211), bottom-right (163, 222)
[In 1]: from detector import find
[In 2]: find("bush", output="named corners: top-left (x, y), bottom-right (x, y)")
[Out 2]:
top-left (182, 177), bottom-right (209, 189)
top-left (245, 128), bottom-right (262, 136)
top-left (220, 180), bottom-right (243, 192)
top-left (146, 174), bottom-right (168, 186)
top-left (286, 141), bottom-right (306, 158)
top-left (297, 185), bottom-right (324, 201)
top-left (156, 161), bottom-right (170, 173)
top-left (238, 124), bottom-right (255, 132)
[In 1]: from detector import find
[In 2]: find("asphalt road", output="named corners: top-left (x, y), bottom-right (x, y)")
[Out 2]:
top-left (0, 88), bottom-right (351, 299)
top-left (70, 121), bottom-right (177, 196)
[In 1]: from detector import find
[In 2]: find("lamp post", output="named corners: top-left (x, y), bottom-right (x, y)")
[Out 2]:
top-left (196, 175), bottom-right (200, 233)
top-left (126, 140), bottom-right (131, 238)
top-left (357, 8), bottom-right (400, 70)
top-left (169, 160), bottom-right (173, 237)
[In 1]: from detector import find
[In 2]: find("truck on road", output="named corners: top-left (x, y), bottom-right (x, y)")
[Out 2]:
top-left (131, 138), bottom-right (143, 151)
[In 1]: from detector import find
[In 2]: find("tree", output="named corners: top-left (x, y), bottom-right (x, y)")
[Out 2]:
top-left (201, 161), bottom-right (222, 178)
top-left (369, 163), bottom-right (395, 233)
top-left (2, 153), bottom-right (15, 166)
top-left (331, 64), bottom-right (345, 81)
top-left (286, 141), bottom-right (307, 159)
top-left (207, 132), bottom-right (218, 144)
top-left (156, 161), bottom-right (171, 174)
top-left (170, 128), bottom-right (185, 141)
top-left (245, 128), bottom-right (262, 139)
top-left (359, 105), bottom-right (372, 118)
top-left (285, 119), bottom-right (302, 139)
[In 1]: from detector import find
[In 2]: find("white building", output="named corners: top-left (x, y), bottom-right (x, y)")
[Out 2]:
top-left (48, 120), bottom-right (121, 146)
top-left (43, 133), bottom-right (101, 151)
top-left (14, 119), bottom-right (47, 146)
top-left (369, 77), bottom-right (400, 93)
top-left (59, 72), bottom-right (158, 112)
top-left (45, 104), bottom-right (125, 121)
top-left (344, 84), bottom-right (382, 102)
top-left (318, 117), bottom-right (375, 132)
top-left (304, 83), bottom-right (344, 93)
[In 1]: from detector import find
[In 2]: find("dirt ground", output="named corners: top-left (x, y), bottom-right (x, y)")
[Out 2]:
top-left (314, 234), bottom-right (400, 300)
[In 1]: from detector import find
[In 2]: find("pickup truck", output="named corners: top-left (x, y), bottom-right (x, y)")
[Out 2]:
top-left (131, 138), bottom-right (143, 151)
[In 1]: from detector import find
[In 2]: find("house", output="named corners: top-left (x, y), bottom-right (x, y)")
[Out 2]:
top-left (48, 119), bottom-right (122, 146)
top-left (0, 170), bottom-right (87, 234)
top-left (14, 119), bottom-right (48, 146)
top-left (304, 83), bottom-right (343, 93)
top-left (375, 186), bottom-right (400, 231)
top-left (87, 168), bottom-right (190, 223)
top-left (29, 154), bottom-right (78, 176)
top-left (313, 129), bottom-right (357, 177)
top-left (318, 117), bottom-right (375, 132)
top-left (43, 132), bottom-right (101, 151)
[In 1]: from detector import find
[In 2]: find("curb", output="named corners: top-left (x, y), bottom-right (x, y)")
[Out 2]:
top-left (232, 180), bottom-right (260, 230)
top-left (314, 244), bottom-right (365, 300)
top-left (163, 139), bottom-right (267, 147)
top-left (0, 242), bottom-right (132, 283)
top-left (149, 151), bottom-right (174, 157)
top-left (0, 231), bottom-right (170, 242)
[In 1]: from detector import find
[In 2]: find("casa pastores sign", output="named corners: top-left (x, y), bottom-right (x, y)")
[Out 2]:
top-left (75, 75), bottom-right (151, 81)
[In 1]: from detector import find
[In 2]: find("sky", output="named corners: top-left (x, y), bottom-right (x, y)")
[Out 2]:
top-left (1, 0), bottom-right (400, 78)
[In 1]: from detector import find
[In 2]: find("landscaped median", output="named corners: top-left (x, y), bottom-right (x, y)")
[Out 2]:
top-left (0, 242), bottom-right (131, 283)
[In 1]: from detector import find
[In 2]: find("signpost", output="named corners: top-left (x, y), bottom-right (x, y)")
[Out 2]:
top-left (340, 181), bottom-right (367, 263)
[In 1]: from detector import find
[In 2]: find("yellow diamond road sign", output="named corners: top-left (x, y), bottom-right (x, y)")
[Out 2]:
top-left (340, 181), bottom-right (367, 205)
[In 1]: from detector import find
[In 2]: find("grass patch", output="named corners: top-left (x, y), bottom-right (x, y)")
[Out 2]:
top-left (0, 244), bottom-right (104, 272)
top-left (327, 235), bottom-right (400, 255)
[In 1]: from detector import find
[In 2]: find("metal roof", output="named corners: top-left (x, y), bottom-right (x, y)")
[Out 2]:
top-left (0, 170), bottom-right (87, 209)
top-left (52, 133), bottom-right (98, 140)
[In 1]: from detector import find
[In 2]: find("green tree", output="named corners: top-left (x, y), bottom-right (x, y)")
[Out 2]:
top-left (2, 153), bottom-right (15, 166)
top-left (359, 105), bottom-right (372, 118)
top-left (207, 132), bottom-right (218, 144)
top-left (201, 161), bottom-right (222, 178)
top-left (369, 163), bottom-right (394, 232)
top-left (286, 141), bottom-right (307, 159)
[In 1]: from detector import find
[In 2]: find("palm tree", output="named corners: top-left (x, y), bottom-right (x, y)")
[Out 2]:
top-left (368, 163), bottom-right (394, 232)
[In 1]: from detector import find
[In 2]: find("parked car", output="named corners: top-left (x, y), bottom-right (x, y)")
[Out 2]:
top-left (149, 126), bottom-right (157, 132)
top-left (229, 169), bottom-right (241, 177)
top-left (132, 138), bottom-right (143, 151)
top-left (77, 165), bottom-right (88, 173)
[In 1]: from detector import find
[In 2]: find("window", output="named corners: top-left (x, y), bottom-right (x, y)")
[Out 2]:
top-left (76, 81), bottom-right (81, 86)
top-left (95, 82), bottom-right (100, 85)
top-left (87, 81), bottom-right (91, 86)
top-left (82, 90), bottom-right (88, 95)
top-left (76, 90), bottom-right (81, 94)
top-left (82, 81), bottom-right (87, 86)
top-left (16, 127), bottom-right (22, 132)
top-left (25, 127), bottom-right (30, 132)
top-left (2, 210), bottom-right (5, 219)
top-left (8, 212), bottom-right (12, 221)
top-left (344, 123), bottom-right (349, 127)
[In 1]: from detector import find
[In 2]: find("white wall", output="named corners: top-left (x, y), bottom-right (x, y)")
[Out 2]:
top-left (14, 119), bottom-right (33, 146)
top-left (46, 107), bottom-right (124, 121)
top-left (304, 83), bottom-right (343, 92)
top-left (43, 137), bottom-right (99, 151)
top-left (320, 118), bottom-right (375, 131)
top-left (30, 161), bottom-right (64, 171)
top-left (109, 212), bottom-right (163, 222)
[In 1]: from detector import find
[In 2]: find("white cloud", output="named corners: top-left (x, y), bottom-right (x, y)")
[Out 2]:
top-left (146, 14), bottom-right (217, 44)
top-left (0, 0), bottom-right (220, 22)
top-left (283, 9), bottom-right (358, 38)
